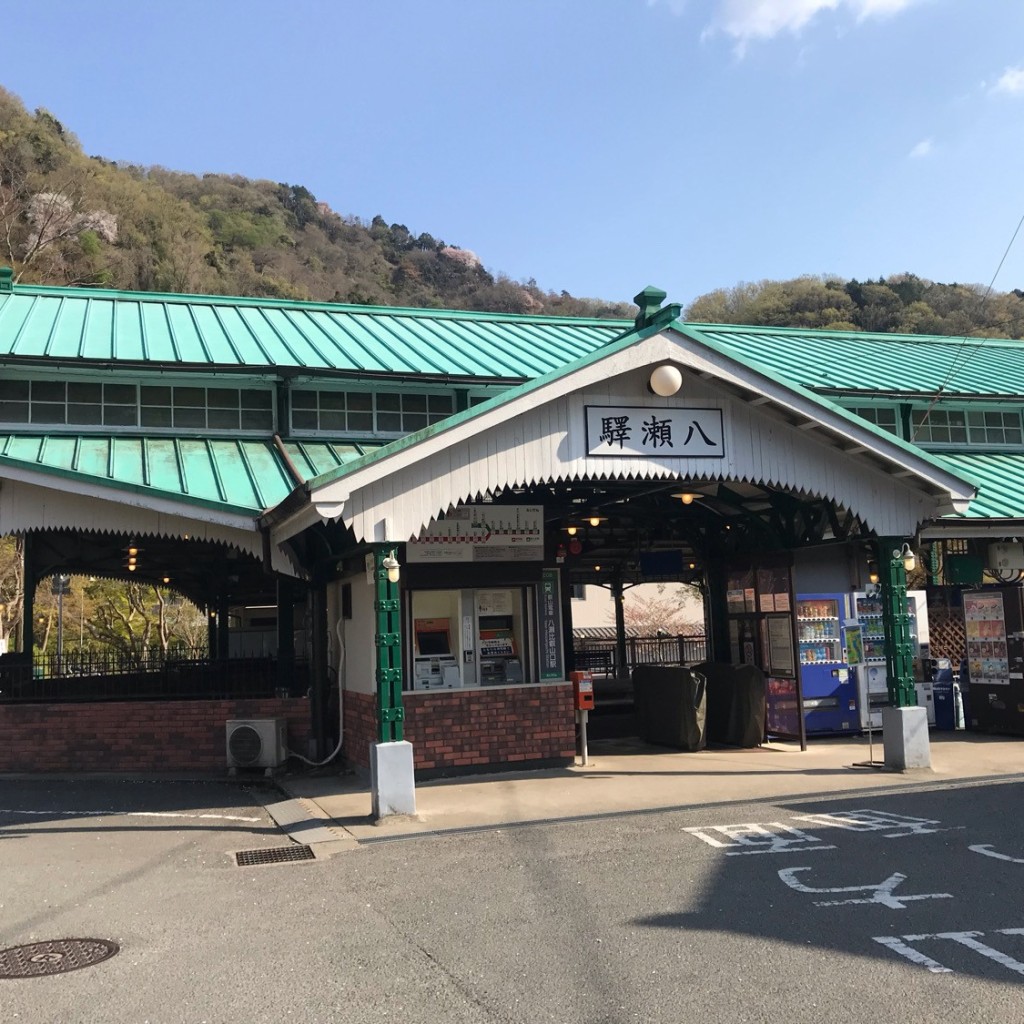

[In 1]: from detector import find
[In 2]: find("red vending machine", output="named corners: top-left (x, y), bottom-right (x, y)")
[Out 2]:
top-left (962, 588), bottom-right (1024, 736)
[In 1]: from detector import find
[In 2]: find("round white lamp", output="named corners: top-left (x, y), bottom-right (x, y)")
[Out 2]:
top-left (649, 364), bottom-right (682, 397)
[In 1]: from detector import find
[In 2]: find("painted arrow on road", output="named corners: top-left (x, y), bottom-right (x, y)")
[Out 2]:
top-left (778, 866), bottom-right (953, 909)
top-left (969, 844), bottom-right (1024, 864)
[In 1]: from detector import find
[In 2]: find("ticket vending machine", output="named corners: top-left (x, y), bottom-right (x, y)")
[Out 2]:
top-left (412, 617), bottom-right (461, 690)
top-left (475, 590), bottom-right (525, 686)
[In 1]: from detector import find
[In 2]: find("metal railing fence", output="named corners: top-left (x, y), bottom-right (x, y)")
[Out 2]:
top-left (572, 634), bottom-right (707, 677)
top-left (0, 647), bottom-right (309, 704)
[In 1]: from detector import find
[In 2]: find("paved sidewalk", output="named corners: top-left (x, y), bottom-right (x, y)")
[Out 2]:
top-left (276, 732), bottom-right (1024, 846)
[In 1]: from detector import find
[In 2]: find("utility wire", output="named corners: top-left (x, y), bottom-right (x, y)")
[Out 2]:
top-left (911, 211), bottom-right (1024, 441)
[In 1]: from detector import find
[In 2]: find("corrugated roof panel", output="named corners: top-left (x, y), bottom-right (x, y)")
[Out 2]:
top-left (163, 303), bottom-right (207, 362)
top-left (175, 440), bottom-right (228, 503)
top-left (252, 307), bottom-right (332, 368)
top-left (284, 440), bottom-right (383, 480)
top-left (330, 312), bottom-right (449, 375)
top-left (80, 298), bottom-right (115, 359)
top-left (109, 437), bottom-right (145, 485)
top-left (0, 284), bottom-right (629, 376)
top-left (408, 316), bottom-right (509, 377)
top-left (112, 301), bottom-right (147, 361)
top-left (9, 296), bottom-right (60, 357)
top-left (937, 453), bottom-right (1024, 519)
top-left (63, 435), bottom-right (113, 476)
top-left (224, 440), bottom-right (293, 509)
top-left (687, 324), bottom-right (1024, 396)
top-left (142, 438), bottom-right (185, 493)
top-left (0, 434), bottom-right (318, 514)
top-left (45, 297), bottom-right (88, 358)
top-left (0, 294), bottom-right (32, 349)
top-left (137, 302), bottom-right (180, 362)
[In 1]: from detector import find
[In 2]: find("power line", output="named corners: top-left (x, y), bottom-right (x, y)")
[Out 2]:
top-left (911, 211), bottom-right (1024, 441)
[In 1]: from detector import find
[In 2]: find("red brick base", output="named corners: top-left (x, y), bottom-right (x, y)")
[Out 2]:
top-left (343, 684), bottom-right (576, 773)
top-left (0, 699), bottom-right (311, 773)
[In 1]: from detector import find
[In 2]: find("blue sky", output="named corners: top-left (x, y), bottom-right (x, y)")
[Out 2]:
top-left (5, 1), bottom-right (1024, 308)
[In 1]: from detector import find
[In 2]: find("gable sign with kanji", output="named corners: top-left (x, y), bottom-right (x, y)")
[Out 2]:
top-left (585, 406), bottom-right (724, 458)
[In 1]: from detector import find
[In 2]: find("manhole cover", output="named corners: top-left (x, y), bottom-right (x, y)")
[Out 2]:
top-left (0, 939), bottom-right (119, 978)
top-left (235, 844), bottom-right (315, 867)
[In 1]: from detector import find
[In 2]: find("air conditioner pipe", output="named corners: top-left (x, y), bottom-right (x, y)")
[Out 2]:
top-left (287, 611), bottom-right (346, 767)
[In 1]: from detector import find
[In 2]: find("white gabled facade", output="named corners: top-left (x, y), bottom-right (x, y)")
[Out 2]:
top-left (277, 328), bottom-right (974, 549)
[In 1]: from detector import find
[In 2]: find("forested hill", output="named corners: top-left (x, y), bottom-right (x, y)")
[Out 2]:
top-left (684, 276), bottom-right (1024, 338)
top-left (0, 88), bottom-right (633, 318)
top-left (4, 87), bottom-right (1024, 338)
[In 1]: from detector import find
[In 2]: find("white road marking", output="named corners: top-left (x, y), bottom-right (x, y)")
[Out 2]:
top-left (778, 866), bottom-right (952, 909)
top-left (872, 935), bottom-right (952, 973)
top-left (0, 807), bottom-right (263, 822)
top-left (933, 931), bottom-right (1024, 976)
top-left (684, 808), bottom-right (947, 855)
top-left (684, 823), bottom-right (835, 855)
top-left (793, 810), bottom-right (946, 838)
top-left (969, 844), bottom-right (1024, 864)
top-left (874, 929), bottom-right (1024, 976)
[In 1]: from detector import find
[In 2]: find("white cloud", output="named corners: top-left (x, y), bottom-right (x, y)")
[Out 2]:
top-left (908, 138), bottom-right (933, 159)
top-left (992, 66), bottom-right (1024, 96)
top-left (706, 0), bottom-right (924, 52)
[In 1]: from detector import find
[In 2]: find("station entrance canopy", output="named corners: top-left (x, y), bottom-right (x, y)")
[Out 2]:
top-left (265, 307), bottom-right (975, 573)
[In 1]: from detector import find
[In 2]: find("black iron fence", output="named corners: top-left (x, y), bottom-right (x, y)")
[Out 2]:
top-left (573, 634), bottom-right (707, 678)
top-left (0, 647), bottom-right (310, 704)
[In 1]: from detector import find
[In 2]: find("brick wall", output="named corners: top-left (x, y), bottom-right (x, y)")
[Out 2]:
top-left (343, 684), bottom-right (576, 773)
top-left (0, 698), bottom-right (311, 773)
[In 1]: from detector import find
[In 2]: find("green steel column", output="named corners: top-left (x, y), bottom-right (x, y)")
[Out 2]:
top-left (374, 546), bottom-right (404, 743)
top-left (877, 537), bottom-right (917, 708)
top-left (612, 573), bottom-right (627, 679)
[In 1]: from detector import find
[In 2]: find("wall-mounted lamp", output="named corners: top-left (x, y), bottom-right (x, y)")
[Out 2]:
top-left (894, 543), bottom-right (916, 573)
top-left (593, 564), bottom-right (602, 572)
top-left (867, 561), bottom-right (879, 585)
top-left (672, 492), bottom-right (700, 505)
top-left (649, 364), bottom-right (682, 397)
top-left (382, 553), bottom-right (401, 584)
top-left (587, 515), bottom-right (605, 527)
top-left (564, 525), bottom-right (579, 536)
top-left (162, 575), bottom-right (171, 585)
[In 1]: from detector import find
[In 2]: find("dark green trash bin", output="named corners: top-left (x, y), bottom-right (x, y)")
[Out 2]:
top-left (692, 662), bottom-right (766, 748)
top-left (632, 665), bottom-right (707, 751)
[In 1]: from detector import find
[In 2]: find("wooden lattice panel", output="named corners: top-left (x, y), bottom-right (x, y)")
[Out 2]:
top-left (926, 604), bottom-right (966, 667)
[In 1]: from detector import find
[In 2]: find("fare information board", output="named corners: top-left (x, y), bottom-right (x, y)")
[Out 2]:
top-left (407, 505), bottom-right (544, 563)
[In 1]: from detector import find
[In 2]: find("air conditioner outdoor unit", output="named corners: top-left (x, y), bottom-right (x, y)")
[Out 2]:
top-left (988, 543), bottom-right (1024, 571)
top-left (226, 718), bottom-right (287, 769)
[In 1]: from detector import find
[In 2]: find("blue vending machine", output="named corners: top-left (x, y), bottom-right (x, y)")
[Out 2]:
top-left (796, 592), bottom-right (858, 734)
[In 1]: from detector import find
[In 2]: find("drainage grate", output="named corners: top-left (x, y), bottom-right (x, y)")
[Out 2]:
top-left (235, 844), bottom-right (315, 867)
top-left (0, 938), bottom-right (119, 979)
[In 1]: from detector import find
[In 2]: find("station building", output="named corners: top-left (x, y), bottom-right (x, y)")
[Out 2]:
top-left (0, 268), bottom-right (1019, 804)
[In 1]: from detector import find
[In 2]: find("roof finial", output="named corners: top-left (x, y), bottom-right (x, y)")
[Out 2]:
top-left (633, 285), bottom-right (681, 331)
top-left (0, 267), bottom-right (12, 294)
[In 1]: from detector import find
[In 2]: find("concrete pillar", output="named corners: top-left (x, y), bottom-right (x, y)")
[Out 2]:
top-left (370, 740), bottom-right (417, 819)
top-left (882, 705), bottom-right (932, 770)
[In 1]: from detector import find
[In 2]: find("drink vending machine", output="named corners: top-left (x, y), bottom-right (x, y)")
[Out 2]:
top-left (850, 590), bottom-right (931, 728)
top-left (795, 593), bottom-right (858, 734)
top-left (962, 588), bottom-right (1024, 736)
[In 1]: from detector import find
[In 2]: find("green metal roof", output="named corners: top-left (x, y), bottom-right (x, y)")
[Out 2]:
top-left (934, 453), bottom-right (1024, 519)
top-left (682, 322), bottom-right (1024, 398)
top-left (0, 436), bottom-right (380, 515)
top-left (300, 316), bottom-right (975, 499)
top-left (0, 282), bottom-right (630, 378)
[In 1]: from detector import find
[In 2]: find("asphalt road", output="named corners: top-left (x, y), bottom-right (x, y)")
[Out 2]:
top-left (1, 775), bottom-right (1023, 1023)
